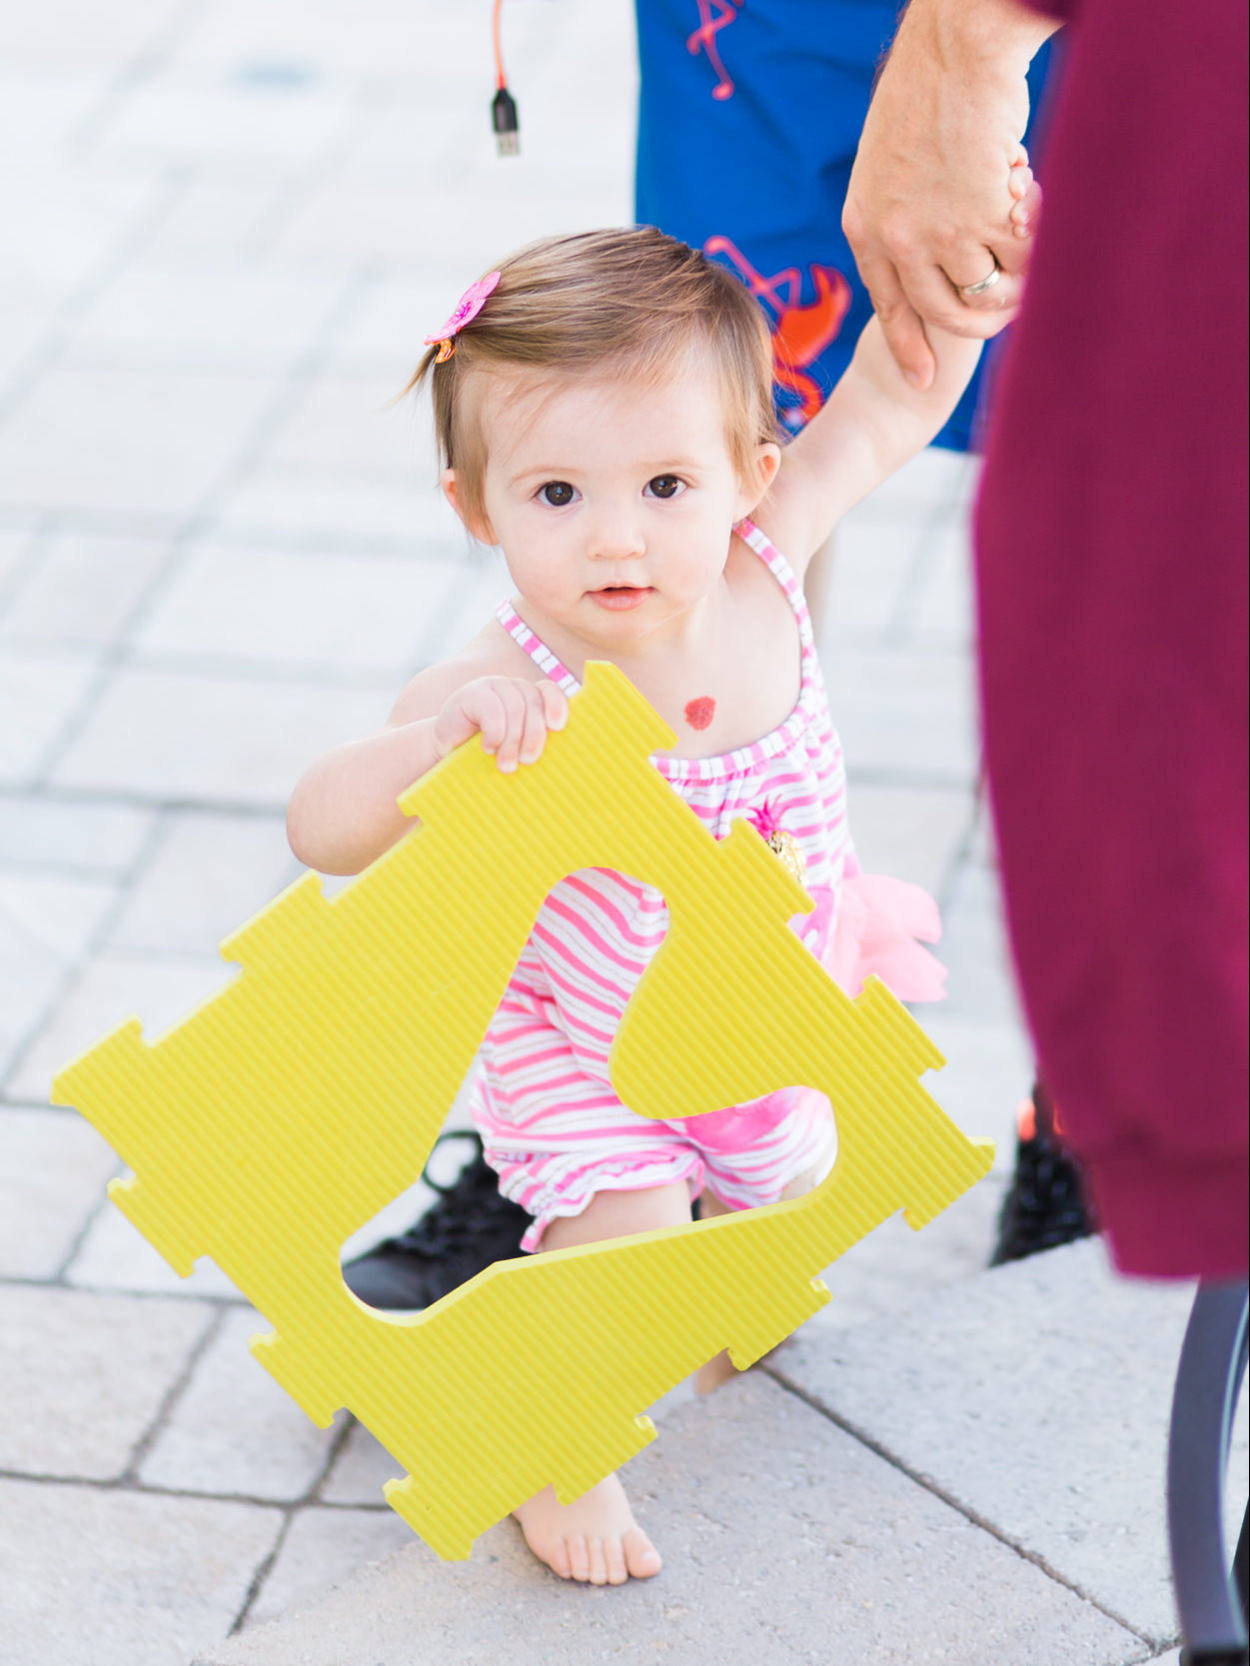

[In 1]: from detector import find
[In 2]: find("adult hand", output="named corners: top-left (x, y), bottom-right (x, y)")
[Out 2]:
top-left (843, 0), bottom-right (1059, 388)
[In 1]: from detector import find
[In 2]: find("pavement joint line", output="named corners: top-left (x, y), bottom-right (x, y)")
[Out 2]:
top-left (934, 782), bottom-right (989, 917)
top-left (227, 1410), bottom-right (360, 1635)
top-left (0, 1270), bottom-right (249, 1306)
top-left (760, 1363), bottom-right (1170, 1652)
top-left (65, 0), bottom-right (218, 156)
top-left (0, 167), bottom-right (185, 437)
top-left (228, 1510), bottom-right (298, 1638)
top-left (0, 1464), bottom-right (299, 1516)
top-left (0, 783), bottom-right (290, 820)
top-left (48, 1146), bottom-right (127, 1285)
top-left (0, 803), bottom-right (171, 1101)
top-left (887, 489), bottom-right (972, 651)
top-left (238, 91), bottom-right (378, 267)
top-left (119, 1301), bottom-right (228, 1486)
top-left (178, 263), bottom-right (378, 519)
top-left (114, 648), bottom-right (408, 692)
top-left (0, 518), bottom-right (47, 615)
top-left (884, 491), bottom-right (967, 653)
top-left (24, 266), bottom-right (371, 796)
top-left (1, 508), bottom-right (459, 560)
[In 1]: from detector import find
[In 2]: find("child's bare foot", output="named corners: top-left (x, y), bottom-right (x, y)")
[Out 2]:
top-left (513, 1475), bottom-right (662, 1584)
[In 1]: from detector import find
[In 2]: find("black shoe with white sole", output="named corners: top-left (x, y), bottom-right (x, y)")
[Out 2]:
top-left (342, 1131), bottom-right (530, 1311)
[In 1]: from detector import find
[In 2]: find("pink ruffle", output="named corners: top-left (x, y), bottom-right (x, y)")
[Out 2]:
top-left (799, 875), bottom-right (947, 1004)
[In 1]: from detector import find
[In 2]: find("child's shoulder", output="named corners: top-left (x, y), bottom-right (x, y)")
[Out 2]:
top-left (386, 614), bottom-right (545, 727)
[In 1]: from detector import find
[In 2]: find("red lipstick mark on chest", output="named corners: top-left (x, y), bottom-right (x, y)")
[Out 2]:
top-left (684, 696), bottom-right (716, 731)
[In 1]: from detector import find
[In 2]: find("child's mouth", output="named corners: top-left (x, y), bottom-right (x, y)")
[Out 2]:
top-left (589, 585), bottom-right (652, 611)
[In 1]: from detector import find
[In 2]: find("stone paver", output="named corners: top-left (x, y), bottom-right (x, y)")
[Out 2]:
top-left (825, 646), bottom-right (979, 787)
top-left (0, 795), bottom-right (155, 873)
top-left (199, 1373), bottom-right (1144, 1666)
top-left (0, 1477), bottom-right (281, 1666)
top-left (14, 951), bottom-right (232, 1102)
top-left (0, 1106), bottom-right (120, 1278)
top-left (243, 1504), bottom-right (414, 1630)
top-left (130, 540), bottom-right (460, 678)
top-left (139, 1307), bottom-right (344, 1502)
top-left (0, 644), bottom-right (100, 785)
top-left (0, 529), bottom-right (172, 647)
top-left (769, 1239), bottom-right (1242, 1649)
top-left (65, 1190), bottom-right (242, 1302)
top-left (0, 1283), bottom-right (213, 1480)
top-left (839, 781), bottom-right (973, 897)
top-left (208, 464), bottom-right (453, 548)
top-left (106, 809), bottom-right (297, 955)
top-left (804, 1174), bottom-right (1009, 1334)
top-left (0, 366), bottom-right (283, 520)
top-left (0, 867), bottom-right (119, 1080)
top-left (63, 258), bottom-right (350, 373)
top-left (317, 1420), bottom-right (412, 1508)
top-left (49, 667), bottom-right (389, 807)
top-left (260, 371), bottom-right (435, 475)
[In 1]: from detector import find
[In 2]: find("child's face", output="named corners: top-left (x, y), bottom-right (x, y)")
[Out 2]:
top-left (445, 361), bottom-right (778, 650)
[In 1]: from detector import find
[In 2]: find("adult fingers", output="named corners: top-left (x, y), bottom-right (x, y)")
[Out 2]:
top-left (854, 246), bottom-right (937, 389)
top-left (883, 241), bottom-right (1014, 338)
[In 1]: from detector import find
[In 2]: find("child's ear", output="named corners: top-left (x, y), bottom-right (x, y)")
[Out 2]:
top-left (441, 468), bottom-right (496, 544)
top-left (734, 442), bottom-right (782, 519)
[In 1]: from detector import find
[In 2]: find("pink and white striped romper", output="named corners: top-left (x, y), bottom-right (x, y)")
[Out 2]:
top-left (471, 518), bottom-right (945, 1250)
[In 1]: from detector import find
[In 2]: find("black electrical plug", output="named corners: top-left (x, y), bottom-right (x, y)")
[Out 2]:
top-left (491, 86), bottom-right (519, 157)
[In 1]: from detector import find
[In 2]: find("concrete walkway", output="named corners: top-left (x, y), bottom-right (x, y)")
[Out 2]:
top-left (0, 2), bottom-right (1230, 1663)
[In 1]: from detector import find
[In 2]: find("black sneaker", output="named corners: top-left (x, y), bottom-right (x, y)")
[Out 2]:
top-left (342, 1131), bottom-right (531, 1310)
top-left (991, 1081), bottom-right (1096, 1266)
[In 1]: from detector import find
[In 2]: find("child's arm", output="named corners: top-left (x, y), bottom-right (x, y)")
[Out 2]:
top-left (756, 317), bottom-right (982, 573)
top-left (287, 633), bottom-right (567, 875)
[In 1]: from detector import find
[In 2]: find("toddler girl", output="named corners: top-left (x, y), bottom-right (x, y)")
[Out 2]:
top-left (288, 227), bottom-right (977, 1587)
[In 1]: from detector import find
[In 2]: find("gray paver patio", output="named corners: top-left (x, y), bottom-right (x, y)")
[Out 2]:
top-left (195, 1374), bottom-right (1147, 1666)
top-left (770, 1239), bottom-right (1249, 1649)
top-left (0, 1478), bottom-right (281, 1666)
top-left (139, 1307), bottom-right (346, 1502)
top-left (0, 1105), bottom-right (120, 1278)
top-left (0, 1283), bottom-right (213, 1480)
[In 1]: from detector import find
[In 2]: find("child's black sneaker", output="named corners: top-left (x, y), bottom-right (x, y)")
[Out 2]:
top-left (342, 1132), bottom-right (530, 1310)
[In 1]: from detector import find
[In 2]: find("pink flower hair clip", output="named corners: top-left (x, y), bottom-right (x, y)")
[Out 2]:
top-left (424, 271), bottom-right (501, 363)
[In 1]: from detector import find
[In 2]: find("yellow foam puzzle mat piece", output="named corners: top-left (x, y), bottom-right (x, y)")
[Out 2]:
top-left (52, 661), bottom-right (994, 1561)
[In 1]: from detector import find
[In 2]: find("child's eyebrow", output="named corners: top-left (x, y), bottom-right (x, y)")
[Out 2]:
top-left (508, 464), bottom-right (576, 486)
top-left (506, 455), bottom-right (710, 490)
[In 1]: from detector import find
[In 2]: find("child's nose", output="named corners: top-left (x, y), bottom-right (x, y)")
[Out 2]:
top-left (588, 514), bottom-right (645, 560)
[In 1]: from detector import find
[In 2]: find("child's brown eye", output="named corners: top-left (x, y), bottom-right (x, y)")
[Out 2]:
top-left (540, 481), bottom-right (575, 507)
top-left (647, 475), bottom-right (682, 499)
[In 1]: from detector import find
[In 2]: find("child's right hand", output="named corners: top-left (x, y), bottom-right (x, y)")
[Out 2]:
top-left (433, 677), bottom-right (568, 772)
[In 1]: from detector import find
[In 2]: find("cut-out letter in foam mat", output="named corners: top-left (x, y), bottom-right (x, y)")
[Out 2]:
top-left (53, 662), bottom-right (993, 1561)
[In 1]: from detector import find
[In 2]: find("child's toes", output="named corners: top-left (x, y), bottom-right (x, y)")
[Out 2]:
top-left (567, 1531), bottom-right (591, 1582)
top-left (623, 1526), bottom-right (663, 1580)
top-left (547, 1534), bottom-right (573, 1580)
top-left (586, 1536), bottom-right (611, 1585)
top-left (605, 1538), bottom-right (630, 1585)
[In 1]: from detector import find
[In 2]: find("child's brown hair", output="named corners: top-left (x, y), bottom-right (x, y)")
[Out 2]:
top-left (407, 227), bottom-right (777, 526)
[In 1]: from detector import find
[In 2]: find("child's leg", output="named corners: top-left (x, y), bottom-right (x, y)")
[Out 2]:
top-left (513, 1180), bottom-right (691, 1585)
top-left (693, 1160), bottom-right (826, 1394)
